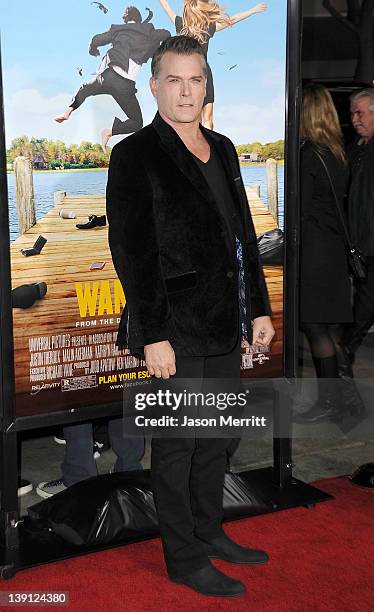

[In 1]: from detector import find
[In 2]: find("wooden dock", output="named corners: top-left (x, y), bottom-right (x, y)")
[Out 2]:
top-left (10, 187), bottom-right (283, 414)
top-left (244, 186), bottom-right (283, 377)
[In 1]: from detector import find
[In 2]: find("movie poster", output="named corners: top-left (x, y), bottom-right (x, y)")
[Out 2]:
top-left (1, 1), bottom-right (287, 417)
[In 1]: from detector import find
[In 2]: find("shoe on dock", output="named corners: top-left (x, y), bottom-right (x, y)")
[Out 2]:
top-left (12, 282), bottom-right (47, 309)
top-left (76, 214), bottom-right (106, 230)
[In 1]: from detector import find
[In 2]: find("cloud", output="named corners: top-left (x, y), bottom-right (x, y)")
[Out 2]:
top-left (212, 57), bottom-right (286, 142)
top-left (214, 95), bottom-right (286, 144)
top-left (2, 64), bottom-right (33, 96)
top-left (254, 59), bottom-right (286, 91)
top-left (12, 89), bottom-right (71, 115)
top-left (4, 86), bottom-right (100, 145)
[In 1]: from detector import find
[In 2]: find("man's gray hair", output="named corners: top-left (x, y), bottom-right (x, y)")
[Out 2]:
top-left (151, 35), bottom-right (207, 78)
top-left (350, 88), bottom-right (374, 111)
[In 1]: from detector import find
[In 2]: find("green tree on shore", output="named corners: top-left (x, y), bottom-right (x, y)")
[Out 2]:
top-left (6, 136), bottom-right (284, 169)
top-left (7, 136), bottom-right (110, 169)
top-left (236, 140), bottom-right (284, 160)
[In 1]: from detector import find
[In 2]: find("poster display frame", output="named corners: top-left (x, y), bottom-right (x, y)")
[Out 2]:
top-left (0, 1), bottom-right (332, 578)
top-left (0, 0), bottom-right (298, 433)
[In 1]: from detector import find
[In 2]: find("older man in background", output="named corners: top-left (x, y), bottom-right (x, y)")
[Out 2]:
top-left (343, 89), bottom-right (374, 362)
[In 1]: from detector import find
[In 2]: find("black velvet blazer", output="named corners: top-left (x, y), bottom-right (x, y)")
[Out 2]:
top-left (106, 112), bottom-right (271, 357)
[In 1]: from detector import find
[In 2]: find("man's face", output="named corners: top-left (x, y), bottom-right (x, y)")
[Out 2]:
top-left (350, 96), bottom-right (374, 142)
top-left (150, 52), bottom-right (207, 125)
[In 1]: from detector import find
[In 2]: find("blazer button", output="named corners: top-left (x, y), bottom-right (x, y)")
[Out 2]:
top-left (227, 271), bottom-right (234, 278)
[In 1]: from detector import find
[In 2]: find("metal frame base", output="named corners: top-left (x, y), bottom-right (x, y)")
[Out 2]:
top-left (0, 467), bottom-right (332, 579)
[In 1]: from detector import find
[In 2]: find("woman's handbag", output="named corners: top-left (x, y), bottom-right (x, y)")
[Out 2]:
top-left (257, 228), bottom-right (284, 265)
top-left (346, 245), bottom-right (367, 281)
top-left (312, 148), bottom-right (367, 281)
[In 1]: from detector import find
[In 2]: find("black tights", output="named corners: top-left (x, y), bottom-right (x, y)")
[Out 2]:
top-left (301, 323), bottom-right (343, 378)
top-left (302, 323), bottom-right (343, 359)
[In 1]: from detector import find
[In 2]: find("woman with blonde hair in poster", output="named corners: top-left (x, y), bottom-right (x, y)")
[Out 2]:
top-left (159, 1), bottom-right (267, 129)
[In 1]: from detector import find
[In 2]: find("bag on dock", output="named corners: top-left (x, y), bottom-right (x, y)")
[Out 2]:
top-left (257, 228), bottom-right (284, 265)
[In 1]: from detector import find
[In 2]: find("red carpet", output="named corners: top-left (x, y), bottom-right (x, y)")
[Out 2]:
top-left (1, 476), bottom-right (373, 611)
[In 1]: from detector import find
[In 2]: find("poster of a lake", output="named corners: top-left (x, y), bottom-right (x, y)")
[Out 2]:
top-left (1, 0), bottom-right (287, 416)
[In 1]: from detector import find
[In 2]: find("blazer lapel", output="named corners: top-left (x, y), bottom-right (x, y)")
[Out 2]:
top-left (151, 113), bottom-right (247, 237)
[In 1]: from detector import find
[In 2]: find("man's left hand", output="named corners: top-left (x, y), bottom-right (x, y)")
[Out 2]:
top-left (252, 316), bottom-right (275, 346)
top-left (89, 46), bottom-right (100, 57)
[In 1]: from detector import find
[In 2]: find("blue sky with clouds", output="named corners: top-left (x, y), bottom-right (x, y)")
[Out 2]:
top-left (1, 1), bottom-right (287, 146)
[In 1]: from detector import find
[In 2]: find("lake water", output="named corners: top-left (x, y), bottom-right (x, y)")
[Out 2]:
top-left (6, 165), bottom-right (284, 242)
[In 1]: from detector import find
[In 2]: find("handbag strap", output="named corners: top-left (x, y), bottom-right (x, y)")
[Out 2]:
top-left (311, 146), bottom-right (353, 251)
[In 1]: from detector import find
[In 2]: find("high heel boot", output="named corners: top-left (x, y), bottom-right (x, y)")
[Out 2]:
top-left (335, 343), bottom-right (366, 417)
top-left (294, 355), bottom-right (343, 423)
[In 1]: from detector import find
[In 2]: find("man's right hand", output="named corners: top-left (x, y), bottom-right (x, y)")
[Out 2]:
top-left (144, 340), bottom-right (176, 379)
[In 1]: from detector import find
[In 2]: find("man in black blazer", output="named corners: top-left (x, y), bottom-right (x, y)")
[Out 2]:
top-left (107, 35), bottom-right (274, 597)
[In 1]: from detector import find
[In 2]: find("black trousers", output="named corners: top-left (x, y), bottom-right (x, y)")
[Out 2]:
top-left (70, 68), bottom-right (143, 135)
top-left (343, 258), bottom-right (374, 355)
top-left (151, 336), bottom-right (241, 578)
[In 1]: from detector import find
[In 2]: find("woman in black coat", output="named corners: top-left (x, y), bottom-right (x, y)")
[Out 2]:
top-left (297, 83), bottom-right (353, 423)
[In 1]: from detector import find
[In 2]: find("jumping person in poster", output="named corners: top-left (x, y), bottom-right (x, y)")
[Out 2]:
top-left (158, 1), bottom-right (267, 128)
top-left (54, 6), bottom-right (170, 150)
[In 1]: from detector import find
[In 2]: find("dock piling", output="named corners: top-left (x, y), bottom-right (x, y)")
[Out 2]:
top-left (13, 156), bottom-right (36, 235)
top-left (251, 183), bottom-right (261, 198)
top-left (54, 191), bottom-right (67, 207)
top-left (266, 158), bottom-right (278, 225)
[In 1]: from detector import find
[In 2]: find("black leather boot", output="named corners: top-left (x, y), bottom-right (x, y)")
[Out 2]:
top-left (199, 532), bottom-right (269, 564)
top-left (335, 343), bottom-right (366, 417)
top-left (169, 563), bottom-right (246, 597)
top-left (294, 395), bottom-right (343, 423)
top-left (294, 355), bottom-right (344, 423)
